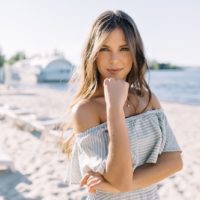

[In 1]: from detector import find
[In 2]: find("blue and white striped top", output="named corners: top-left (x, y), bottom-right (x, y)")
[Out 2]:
top-left (65, 109), bottom-right (182, 200)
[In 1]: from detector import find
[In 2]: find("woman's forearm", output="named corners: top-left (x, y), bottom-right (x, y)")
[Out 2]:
top-left (131, 153), bottom-right (183, 190)
top-left (103, 107), bottom-right (133, 192)
top-left (97, 181), bottom-right (120, 193)
top-left (97, 153), bottom-right (182, 193)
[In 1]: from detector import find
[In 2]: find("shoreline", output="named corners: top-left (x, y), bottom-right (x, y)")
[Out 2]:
top-left (1, 82), bottom-right (200, 107)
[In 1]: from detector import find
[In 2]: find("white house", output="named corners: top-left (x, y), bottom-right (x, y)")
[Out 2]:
top-left (37, 58), bottom-right (74, 82)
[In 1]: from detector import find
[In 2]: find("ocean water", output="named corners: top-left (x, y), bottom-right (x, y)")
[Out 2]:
top-left (37, 68), bottom-right (200, 106)
top-left (147, 68), bottom-right (200, 105)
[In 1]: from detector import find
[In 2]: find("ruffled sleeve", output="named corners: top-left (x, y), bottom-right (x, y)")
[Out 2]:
top-left (142, 110), bottom-right (182, 165)
top-left (65, 124), bottom-right (108, 185)
top-left (159, 111), bottom-right (182, 153)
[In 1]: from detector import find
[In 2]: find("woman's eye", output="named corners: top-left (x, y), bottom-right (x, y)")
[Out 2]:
top-left (99, 47), bottom-right (109, 52)
top-left (120, 47), bottom-right (129, 51)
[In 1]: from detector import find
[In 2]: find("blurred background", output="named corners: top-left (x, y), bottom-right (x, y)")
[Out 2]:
top-left (0, 0), bottom-right (200, 200)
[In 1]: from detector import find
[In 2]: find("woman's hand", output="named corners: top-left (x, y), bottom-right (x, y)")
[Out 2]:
top-left (103, 78), bottom-right (129, 109)
top-left (80, 171), bottom-right (120, 194)
top-left (80, 171), bottom-right (104, 193)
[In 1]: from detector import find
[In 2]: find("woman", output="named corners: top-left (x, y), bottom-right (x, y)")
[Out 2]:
top-left (63, 10), bottom-right (183, 199)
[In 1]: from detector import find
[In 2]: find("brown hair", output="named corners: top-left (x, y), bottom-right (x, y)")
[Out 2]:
top-left (61, 10), bottom-right (151, 158)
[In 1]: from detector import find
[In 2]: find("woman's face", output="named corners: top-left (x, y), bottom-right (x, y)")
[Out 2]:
top-left (96, 28), bottom-right (133, 83)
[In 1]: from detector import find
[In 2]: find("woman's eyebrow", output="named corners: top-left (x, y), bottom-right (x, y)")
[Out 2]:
top-left (120, 44), bottom-right (129, 47)
top-left (102, 44), bottom-right (128, 47)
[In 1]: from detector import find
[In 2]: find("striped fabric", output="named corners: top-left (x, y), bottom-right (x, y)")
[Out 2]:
top-left (65, 109), bottom-right (182, 200)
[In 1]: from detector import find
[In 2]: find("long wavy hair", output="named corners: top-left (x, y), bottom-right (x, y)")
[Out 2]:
top-left (60, 10), bottom-right (151, 158)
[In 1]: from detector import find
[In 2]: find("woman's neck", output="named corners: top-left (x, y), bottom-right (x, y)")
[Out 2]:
top-left (93, 85), bottom-right (104, 98)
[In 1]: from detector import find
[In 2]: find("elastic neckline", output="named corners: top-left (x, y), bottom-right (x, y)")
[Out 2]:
top-left (76, 108), bottom-right (163, 138)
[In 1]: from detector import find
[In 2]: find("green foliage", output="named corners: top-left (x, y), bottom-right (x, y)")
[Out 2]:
top-left (148, 60), bottom-right (182, 70)
top-left (148, 60), bottom-right (159, 70)
top-left (8, 51), bottom-right (26, 65)
top-left (0, 48), bottom-right (5, 68)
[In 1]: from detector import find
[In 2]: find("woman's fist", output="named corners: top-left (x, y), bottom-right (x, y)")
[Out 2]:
top-left (103, 78), bottom-right (129, 109)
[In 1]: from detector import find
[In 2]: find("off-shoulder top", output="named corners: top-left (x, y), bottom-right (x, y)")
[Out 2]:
top-left (65, 109), bottom-right (182, 200)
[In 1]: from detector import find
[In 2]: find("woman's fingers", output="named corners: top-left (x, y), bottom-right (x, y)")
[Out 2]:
top-left (80, 171), bottom-right (98, 186)
top-left (80, 173), bottom-right (90, 186)
top-left (81, 172), bottom-right (120, 193)
top-left (89, 179), bottom-right (102, 188)
top-left (88, 179), bottom-right (102, 193)
top-left (87, 176), bottom-right (102, 187)
top-left (80, 171), bottom-right (104, 193)
top-left (87, 173), bottom-right (104, 186)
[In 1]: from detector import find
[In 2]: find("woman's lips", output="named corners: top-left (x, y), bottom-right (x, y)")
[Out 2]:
top-left (107, 68), bottom-right (123, 74)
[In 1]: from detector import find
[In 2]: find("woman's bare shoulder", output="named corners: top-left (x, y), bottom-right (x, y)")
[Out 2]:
top-left (150, 92), bottom-right (162, 109)
top-left (71, 99), bottom-right (101, 134)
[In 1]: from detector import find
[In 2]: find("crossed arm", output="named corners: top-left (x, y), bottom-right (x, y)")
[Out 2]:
top-left (80, 151), bottom-right (183, 193)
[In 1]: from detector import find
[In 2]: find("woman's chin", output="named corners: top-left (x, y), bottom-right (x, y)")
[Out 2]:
top-left (107, 74), bottom-right (124, 80)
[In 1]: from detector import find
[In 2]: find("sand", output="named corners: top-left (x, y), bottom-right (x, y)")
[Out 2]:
top-left (0, 85), bottom-right (200, 200)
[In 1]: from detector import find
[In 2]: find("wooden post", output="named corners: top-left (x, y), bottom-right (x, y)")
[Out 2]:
top-left (4, 64), bottom-right (11, 89)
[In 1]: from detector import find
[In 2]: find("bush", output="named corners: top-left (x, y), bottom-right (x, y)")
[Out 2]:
top-left (8, 51), bottom-right (26, 65)
top-left (0, 52), bottom-right (5, 68)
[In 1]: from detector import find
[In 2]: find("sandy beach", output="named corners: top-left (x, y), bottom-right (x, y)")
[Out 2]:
top-left (0, 85), bottom-right (200, 200)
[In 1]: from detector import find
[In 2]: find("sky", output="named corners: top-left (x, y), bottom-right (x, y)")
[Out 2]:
top-left (0, 0), bottom-right (200, 67)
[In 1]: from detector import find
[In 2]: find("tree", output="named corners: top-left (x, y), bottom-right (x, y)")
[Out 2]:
top-left (0, 47), bottom-right (5, 68)
top-left (8, 51), bottom-right (26, 65)
top-left (148, 60), bottom-right (182, 70)
top-left (148, 60), bottom-right (159, 70)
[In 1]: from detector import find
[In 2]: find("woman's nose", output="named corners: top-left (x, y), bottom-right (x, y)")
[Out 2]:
top-left (110, 52), bottom-right (120, 64)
